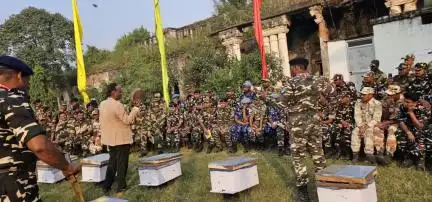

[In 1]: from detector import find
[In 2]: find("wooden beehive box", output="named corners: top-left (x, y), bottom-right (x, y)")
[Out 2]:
top-left (208, 157), bottom-right (259, 194)
top-left (90, 196), bottom-right (128, 202)
top-left (37, 154), bottom-right (78, 183)
top-left (80, 153), bottom-right (110, 182)
top-left (138, 153), bottom-right (182, 186)
top-left (316, 165), bottom-right (378, 202)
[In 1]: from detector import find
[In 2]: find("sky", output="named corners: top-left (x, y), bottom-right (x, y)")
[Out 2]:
top-left (0, 0), bottom-right (215, 50)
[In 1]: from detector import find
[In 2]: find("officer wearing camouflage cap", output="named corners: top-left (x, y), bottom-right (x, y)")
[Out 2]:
top-left (393, 63), bottom-right (411, 91)
top-left (0, 56), bottom-right (79, 201)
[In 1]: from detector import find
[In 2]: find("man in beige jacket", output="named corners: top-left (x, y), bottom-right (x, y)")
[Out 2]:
top-left (99, 83), bottom-right (141, 195)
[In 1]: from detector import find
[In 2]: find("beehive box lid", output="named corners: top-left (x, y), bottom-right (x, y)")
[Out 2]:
top-left (80, 153), bottom-right (110, 165)
top-left (139, 153), bottom-right (182, 166)
top-left (316, 165), bottom-right (377, 187)
top-left (208, 157), bottom-right (257, 171)
top-left (37, 154), bottom-right (78, 168)
top-left (90, 196), bottom-right (127, 202)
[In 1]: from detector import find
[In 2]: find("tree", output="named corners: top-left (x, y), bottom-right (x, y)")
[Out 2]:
top-left (0, 7), bottom-right (74, 69)
top-left (114, 26), bottom-right (151, 52)
top-left (0, 7), bottom-right (76, 107)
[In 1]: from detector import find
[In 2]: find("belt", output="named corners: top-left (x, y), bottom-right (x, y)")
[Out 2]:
top-left (0, 167), bottom-right (17, 174)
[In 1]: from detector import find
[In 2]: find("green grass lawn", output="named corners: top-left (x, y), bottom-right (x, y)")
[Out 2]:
top-left (40, 149), bottom-right (432, 202)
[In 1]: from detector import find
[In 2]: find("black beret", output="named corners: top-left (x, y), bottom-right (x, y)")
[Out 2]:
top-left (289, 57), bottom-right (309, 67)
top-left (0, 56), bottom-right (33, 76)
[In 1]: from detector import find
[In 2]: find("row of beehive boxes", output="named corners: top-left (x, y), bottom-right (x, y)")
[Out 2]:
top-left (36, 153), bottom-right (377, 201)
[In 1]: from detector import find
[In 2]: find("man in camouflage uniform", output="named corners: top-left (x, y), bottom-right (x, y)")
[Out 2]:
top-left (370, 59), bottom-right (388, 87)
top-left (215, 99), bottom-right (233, 151)
top-left (249, 91), bottom-right (267, 150)
top-left (332, 74), bottom-right (357, 104)
top-left (362, 71), bottom-right (386, 101)
top-left (352, 87), bottom-right (383, 164)
top-left (265, 93), bottom-right (289, 156)
top-left (395, 92), bottom-right (430, 170)
top-left (230, 97), bottom-right (253, 153)
top-left (393, 63), bottom-right (412, 92)
top-left (132, 104), bottom-right (147, 155)
top-left (332, 92), bottom-right (355, 160)
top-left (74, 110), bottom-right (94, 157)
top-left (199, 95), bottom-right (221, 153)
top-left (240, 81), bottom-right (256, 101)
top-left (89, 109), bottom-right (103, 155)
top-left (166, 97), bottom-right (183, 152)
top-left (376, 85), bottom-right (403, 165)
top-left (402, 54), bottom-right (415, 73)
top-left (0, 56), bottom-right (79, 201)
top-left (147, 93), bottom-right (167, 153)
top-left (318, 94), bottom-right (336, 158)
top-left (279, 57), bottom-right (332, 201)
top-left (407, 63), bottom-right (431, 101)
top-left (53, 111), bottom-right (76, 153)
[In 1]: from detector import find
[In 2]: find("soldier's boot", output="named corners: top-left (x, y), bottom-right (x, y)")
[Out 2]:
top-left (324, 147), bottom-right (335, 159)
top-left (376, 151), bottom-right (388, 165)
top-left (187, 139), bottom-right (193, 149)
top-left (334, 147), bottom-right (342, 160)
top-left (197, 142), bottom-right (204, 153)
top-left (296, 185), bottom-right (310, 202)
top-left (243, 141), bottom-right (249, 153)
top-left (403, 154), bottom-right (414, 167)
top-left (366, 154), bottom-right (376, 165)
top-left (214, 146), bottom-right (222, 153)
top-left (416, 157), bottom-right (426, 171)
top-left (278, 147), bottom-right (284, 156)
top-left (206, 144), bottom-right (214, 154)
top-left (284, 148), bottom-right (291, 156)
top-left (140, 150), bottom-right (148, 157)
top-left (352, 152), bottom-right (359, 163)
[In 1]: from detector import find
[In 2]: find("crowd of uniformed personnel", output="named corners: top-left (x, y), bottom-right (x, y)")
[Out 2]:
top-left (33, 54), bottom-right (431, 172)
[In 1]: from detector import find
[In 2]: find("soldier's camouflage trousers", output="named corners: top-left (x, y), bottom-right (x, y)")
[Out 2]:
top-left (0, 171), bottom-right (40, 202)
top-left (374, 124), bottom-right (398, 155)
top-left (166, 130), bottom-right (180, 151)
top-left (263, 124), bottom-right (289, 150)
top-left (322, 124), bottom-right (336, 149)
top-left (332, 125), bottom-right (353, 149)
top-left (148, 129), bottom-right (164, 151)
top-left (396, 128), bottom-right (424, 158)
top-left (424, 124), bottom-right (432, 152)
top-left (289, 114), bottom-right (326, 187)
top-left (351, 126), bottom-right (381, 155)
top-left (230, 124), bottom-right (251, 143)
top-left (140, 131), bottom-right (149, 153)
top-left (191, 126), bottom-right (203, 151)
top-left (211, 126), bottom-right (228, 149)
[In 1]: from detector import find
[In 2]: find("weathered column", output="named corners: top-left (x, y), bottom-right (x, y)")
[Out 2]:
top-left (278, 32), bottom-right (290, 77)
top-left (219, 28), bottom-right (243, 60)
top-left (264, 37), bottom-right (270, 54)
top-left (269, 35), bottom-right (280, 58)
top-left (310, 5), bottom-right (330, 77)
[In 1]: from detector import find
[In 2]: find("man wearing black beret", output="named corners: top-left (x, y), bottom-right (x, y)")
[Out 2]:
top-left (280, 57), bottom-right (333, 201)
top-left (0, 56), bottom-right (80, 202)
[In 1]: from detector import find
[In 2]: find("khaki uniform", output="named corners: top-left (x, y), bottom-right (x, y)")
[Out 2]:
top-left (352, 98), bottom-right (383, 155)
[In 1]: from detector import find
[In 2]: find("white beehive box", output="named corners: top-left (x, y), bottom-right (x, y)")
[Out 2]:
top-left (81, 153), bottom-right (110, 182)
top-left (316, 165), bottom-right (378, 202)
top-left (138, 153), bottom-right (182, 186)
top-left (208, 157), bottom-right (259, 194)
top-left (37, 154), bottom-right (77, 183)
top-left (90, 196), bottom-right (128, 202)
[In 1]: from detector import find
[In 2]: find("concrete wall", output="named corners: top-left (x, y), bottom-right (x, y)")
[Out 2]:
top-left (373, 16), bottom-right (432, 75)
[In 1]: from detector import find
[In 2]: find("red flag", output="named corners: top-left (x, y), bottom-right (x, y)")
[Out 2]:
top-left (253, 0), bottom-right (268, 79)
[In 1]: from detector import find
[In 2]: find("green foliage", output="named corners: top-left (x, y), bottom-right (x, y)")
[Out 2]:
top-left (114, 26), bottom-right (151, 52)
top-left (84, 46), bottom-right (111, 69)
top-left (29, 66), bottom-right (58, 109)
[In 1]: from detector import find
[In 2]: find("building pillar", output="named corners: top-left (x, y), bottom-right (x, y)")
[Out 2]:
top-left (269, 35), bottom-right (280, 58)
top-left (310, 5), bottom-right (330, 77)
top-left (264, 36), bottom-right (270, 54)
top-left (219, 28), bottom-right (243, 61)
top-left (278, 32), bottom-right (290, 77)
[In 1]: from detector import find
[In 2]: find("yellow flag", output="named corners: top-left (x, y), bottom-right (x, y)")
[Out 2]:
top-left (154, 0), bottom-right (170, 107)
top-left (72, 0), bottom-right (89, 104)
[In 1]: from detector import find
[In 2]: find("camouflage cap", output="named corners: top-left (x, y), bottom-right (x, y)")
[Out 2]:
top-left (360, 87), bottom-right (375, 95)
top-left (333, 74), bottom-right (344, 81)
top-left (402, 54), bottom-right (415, 60)
top-left (385, 85), bottom-right (401, 95)
top-left (396, 63), bottom-right (408, 70)
top-left (242, 81), bottom-right (253, 87)
top-left (414, 62), bottom-right (428, 69)
top-left (370, 59), bottom-right (379, 67)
